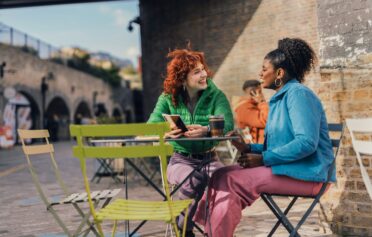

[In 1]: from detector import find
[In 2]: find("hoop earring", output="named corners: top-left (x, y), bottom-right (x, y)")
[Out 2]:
top-left (274, 78), bottom-right (283, 87)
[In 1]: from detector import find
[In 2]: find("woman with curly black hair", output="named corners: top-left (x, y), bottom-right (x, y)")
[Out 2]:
top-left (194, 38), bottom-right (334, 237)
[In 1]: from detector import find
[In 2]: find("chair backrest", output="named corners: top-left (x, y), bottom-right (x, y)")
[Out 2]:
top-left (324, 123), bottom-right (344, 184)
top-left (328, 123), bottom-right (344, 157)
top-left (17, 129), bottom-right (69, 206)
top-left (69, 123), bottom-right (174, 218)
top-left (346, 118), bottom-right (372, 200)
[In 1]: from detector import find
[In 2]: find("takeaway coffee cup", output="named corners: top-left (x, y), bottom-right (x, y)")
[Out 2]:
top-left (209, 115), bottom-right (225, 137)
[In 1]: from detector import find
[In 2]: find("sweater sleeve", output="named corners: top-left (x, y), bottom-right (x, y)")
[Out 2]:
top-left (147, 94), bottom-right (171, 123)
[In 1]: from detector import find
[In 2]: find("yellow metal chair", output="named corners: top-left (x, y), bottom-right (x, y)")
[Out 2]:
top-left (70, 123), bottom-right (193, 237)
top-left (18, 129), bottom-right (121, 237)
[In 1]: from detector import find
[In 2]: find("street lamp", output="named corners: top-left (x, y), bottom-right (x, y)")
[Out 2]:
top-left (40, 72), bottom-right (54, 128)
top-left (127, 16), bottom-right (141, 32)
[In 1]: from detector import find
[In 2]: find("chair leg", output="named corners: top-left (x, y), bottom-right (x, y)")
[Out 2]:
top-left (289, 198), bottom-right (320, 237)
top-left (91, 159), bottom-right (106, 183)
top-left (111, 220), bottom-right (118, 237)
top-left (268, 196), bottom-right (298, 237)
top-left (182, 210), bottom-right (189, 237)
top-left (165, 223), bottom-right (175, 237)
top-left (102, 159), bottom-right (121, 183)
top-left (72, 203), bottom-right (100, 237)
top-left (47, 206), bottom-right (73, 237)
top-left (261, 194), bottom-right (300, 237)
top-left (172, 222), bottom-right (180, 237)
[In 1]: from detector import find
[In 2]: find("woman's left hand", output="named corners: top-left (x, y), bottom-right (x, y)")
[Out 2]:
top-left (237, 153), bottom-right (264, 168)
top-left (184, 124), bottom-right (208, 138)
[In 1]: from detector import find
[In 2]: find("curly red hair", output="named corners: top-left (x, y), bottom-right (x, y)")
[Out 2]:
top-left (163, 49), bottom-right (212, 106)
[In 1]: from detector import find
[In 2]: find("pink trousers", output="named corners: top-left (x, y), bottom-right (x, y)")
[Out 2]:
top-left (193, 165), bottom-right (325, 237)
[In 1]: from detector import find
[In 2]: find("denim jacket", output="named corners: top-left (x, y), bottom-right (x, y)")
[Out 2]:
top-left (251, 79), bottom-right (335, 182)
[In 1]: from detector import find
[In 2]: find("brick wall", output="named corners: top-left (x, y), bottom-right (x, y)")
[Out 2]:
top-left (211, 0), bottom-right (320, 101)
top-left (317, 0), bottom-right (372, 235)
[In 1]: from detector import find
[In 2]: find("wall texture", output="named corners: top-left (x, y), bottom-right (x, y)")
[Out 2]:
top-left (317, 0), bottom-right (372, 235)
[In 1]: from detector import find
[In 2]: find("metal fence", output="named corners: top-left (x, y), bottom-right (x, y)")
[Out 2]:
top-left (0, 22), bottom-right (60, 59)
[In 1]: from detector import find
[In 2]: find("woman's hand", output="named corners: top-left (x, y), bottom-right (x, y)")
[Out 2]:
top-left (227, 131), bottom-right (251, 153)
top-left (184, 124), bottom-right (208, 138)
top-left (251, 88), bottom-right (266, 104)
top-left (237, 153), bottom-right (264, 168)
top-left (164, 127), bottom-right (183, 138)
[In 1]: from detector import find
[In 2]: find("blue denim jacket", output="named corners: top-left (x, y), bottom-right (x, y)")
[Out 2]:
top-left (251, 79), bottom-right (335, 182)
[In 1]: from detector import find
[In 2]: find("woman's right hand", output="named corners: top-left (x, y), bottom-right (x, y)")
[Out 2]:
top-left (227, 131), bottom-right (251, 153)
top-left (251, 87), bottom-right (266, 104)
top-left (164, 128), bottom-right (183, 138)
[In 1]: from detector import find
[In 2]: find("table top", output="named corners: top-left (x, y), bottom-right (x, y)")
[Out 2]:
top-left (90, 136), bottom-right (240, 144)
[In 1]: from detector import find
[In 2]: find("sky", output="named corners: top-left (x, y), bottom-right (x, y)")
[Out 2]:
top-left (0, 0), bottom-right (140, 67)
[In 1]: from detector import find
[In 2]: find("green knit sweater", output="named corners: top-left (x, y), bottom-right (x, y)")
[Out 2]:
top-left (148, 79), bottom-right (234, 154)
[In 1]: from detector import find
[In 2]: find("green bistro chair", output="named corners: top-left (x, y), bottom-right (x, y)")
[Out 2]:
top-left (18, 129), bottom-right (121, 237)
top-left (70, 123), bottom-right (193, 237)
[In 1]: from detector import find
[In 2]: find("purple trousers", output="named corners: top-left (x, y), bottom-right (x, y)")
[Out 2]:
top-left (194, 165), bottom-right (325, 237)
top-left (167, 152), bottom-right (224, 230)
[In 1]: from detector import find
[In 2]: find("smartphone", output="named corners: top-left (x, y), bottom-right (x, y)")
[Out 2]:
top-left (235, 128), bottom-right (252, 144)
top-left (235, 128), bottom-right (246, 143)
top-left (162, 114), bottom-right (188, 132)
top-left (249, 89), bottom-right (257, 97)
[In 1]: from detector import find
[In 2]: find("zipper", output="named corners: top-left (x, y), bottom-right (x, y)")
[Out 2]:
top-left (191, 89), bottom-right (210, 124)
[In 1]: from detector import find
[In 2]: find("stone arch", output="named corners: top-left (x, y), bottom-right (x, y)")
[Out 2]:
top-left (17, 90), bottom-right (40, 130)
top-left (73, 100), bottom-right (92, 124)
top-left (46, 91), bottom-right (72, 113)
top-left (45, 96), bottom-right (70, 140)
top-left (112, 106), bottom-right (124, 123)
top-left (12, 85), bottom-right (43, 128)
top-left (123, 106), bottom-right (134, 123)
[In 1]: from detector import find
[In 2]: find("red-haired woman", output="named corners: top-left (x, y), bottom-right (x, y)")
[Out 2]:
top-left (148, 49), bottom-right (234, 236)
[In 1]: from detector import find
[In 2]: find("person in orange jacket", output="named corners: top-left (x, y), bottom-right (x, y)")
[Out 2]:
top-left (234, 80), bottom-right (269, 144)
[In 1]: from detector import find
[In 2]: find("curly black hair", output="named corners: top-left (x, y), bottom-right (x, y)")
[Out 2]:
top-left (264, 38), bottom-right (317, 83)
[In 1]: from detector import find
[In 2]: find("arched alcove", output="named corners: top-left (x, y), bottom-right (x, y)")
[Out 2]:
top-left (112, 107), bottom-right (123, 123)
top-left (74, 101), bottom-right (92, 124)
top-left (45, 96), bottom-right (70, 140)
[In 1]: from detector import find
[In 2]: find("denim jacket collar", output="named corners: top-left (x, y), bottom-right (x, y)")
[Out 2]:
top-left (270, 79), bottom-right (299, 103)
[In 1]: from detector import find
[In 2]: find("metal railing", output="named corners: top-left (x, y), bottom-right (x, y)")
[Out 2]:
top-left (0, 22), bottom-right (60, 59)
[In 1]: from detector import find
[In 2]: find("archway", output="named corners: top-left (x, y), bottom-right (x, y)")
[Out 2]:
top-left (74, 101), bottom-right (92, 124)
top-left (45, 97), bottom-right (70, 141)
top-left (1, 91), bottom-right (39, 145)
top-left (124, 109), bottom-right (133, 123)
top-left (18, 91), bottom-right (40, 130)
top-left (112, 108), bottom-right (123, 123)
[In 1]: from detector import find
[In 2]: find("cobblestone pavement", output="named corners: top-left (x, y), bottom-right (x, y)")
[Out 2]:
top-left (0, 141), bottom-right (335, 237)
